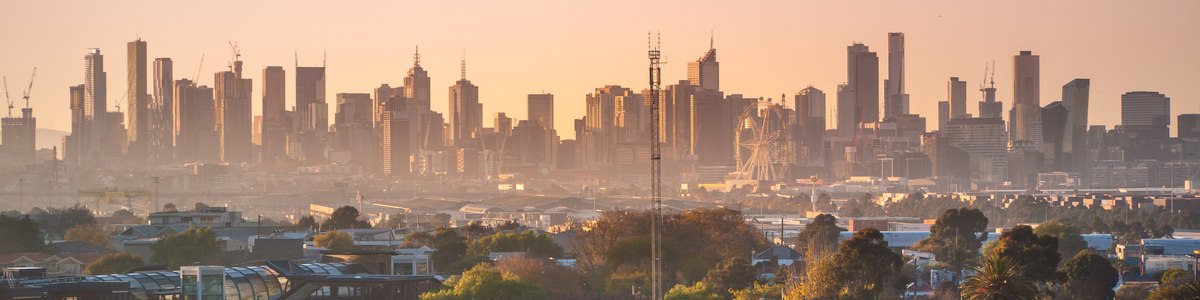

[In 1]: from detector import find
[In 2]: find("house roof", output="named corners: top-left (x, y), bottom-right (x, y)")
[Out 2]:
top-left (754, 245), bottom-right (802, 260)
top-left (49, 241), bottom-right (111, 254)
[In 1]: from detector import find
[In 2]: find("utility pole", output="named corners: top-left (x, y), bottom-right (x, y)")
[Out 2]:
top-left (648, 31), bottom-right (664, 300)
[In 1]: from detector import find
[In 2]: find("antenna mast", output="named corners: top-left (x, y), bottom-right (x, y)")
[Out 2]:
top-left (647, 31), bottom-right (664, 300)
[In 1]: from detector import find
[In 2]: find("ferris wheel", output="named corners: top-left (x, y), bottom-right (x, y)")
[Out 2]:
top-left (734, 97), bottom-right (795, 181)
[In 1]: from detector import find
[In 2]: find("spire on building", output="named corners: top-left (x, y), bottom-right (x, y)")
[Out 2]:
top-left (709, 30), bottom-right (714, 50)
top-left (413, 46), bottom-right (421, 67)
top-left (460, 50), bottom-right (467, 80)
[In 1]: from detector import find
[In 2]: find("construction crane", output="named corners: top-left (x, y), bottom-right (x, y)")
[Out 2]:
top-left (193, 53), bottom-right (205, 85)
top-left (79, 188), bottom-right (153, 214)
top-left (228, 41), bottom-right (240, 71)
top-left (22, 67), bottom-right (36, 110)
top-left (3, 76), bottom-right (11, 117)
top-left (647, 31), bottom-right (664, 300)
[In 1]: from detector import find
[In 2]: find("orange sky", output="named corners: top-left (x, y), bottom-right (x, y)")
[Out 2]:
top-left (2, 1), bottom-right (1198, 139)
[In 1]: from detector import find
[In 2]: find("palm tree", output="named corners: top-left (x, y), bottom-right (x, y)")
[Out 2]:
top-left (960, 256), bottom-right (1037, 300)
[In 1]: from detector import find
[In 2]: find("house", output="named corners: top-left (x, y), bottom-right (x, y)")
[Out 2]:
top-left (148, 207), bottom-right (243, 227)
top-left (752, 246), bottom-right (802, 266)
top-left (0, 252), bottom-right (102, 277)
top-left (393, 247), bottom-right (434, 276)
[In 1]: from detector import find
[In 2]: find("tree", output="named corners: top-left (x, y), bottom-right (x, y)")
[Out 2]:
top-left (420, 264), bottom-right (547, 300)
top-left (65, 224), bottom-right (110, 248)
top-left (989, 225), bottom-right (1061, 284)
top-left (1158, 269), bottom-right (1189, 285)
top-left (39, 204), bottom-right (97, 239)
top-left (1033, 220), bottom-right (1086, 267)
top-left (85, 252), bottom-right (144, 275)
top-left (915, 208), bottom-right (989, 272)
top-left (469, 231), bottom-right (563, 259)
top-left (431, 228), bottom-right (469, 273)
top-left (321, 206), bottom-right (372, 230)
top-left (193, 202), bottom-right (210, 211)
top-left (295, 215), bottom-right (316, 230)
top-left (162, 203), bottom-right (178, 212)
top-left (403, 231), bottom-right (434, 248)
top-left (960, 256), bottom-right (1037, 300)
top-left (1062, 249), bottom-right (1119, 300)
top-left (795, 214), bottom-right (841, 255)
top-left (834, 228), bottom-right (905, 297)
top-left (110, 209), bottom-right (144, 224)
top-left (1115, 283), bottom-right (1153, 300)
top-left (701, 256), bottom-right (755, 294)
top-left (1149, 280), bottom-right (1200, 299)
top-left (0, 215), bottom-right (45, 254)
top-left (494, 256), bottom-right (582, 295)
top-left (664, 282), bottom-right (723, 300)
top-left (150, 227), bottom-right (220, 268)
top-left (313, 231), bottom-right (355, 250)
top-left (730, 281), bottom-right (783, 300)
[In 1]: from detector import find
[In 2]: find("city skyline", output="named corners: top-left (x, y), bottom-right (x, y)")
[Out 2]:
top-left (2, 1), bottom-right (1198, 140)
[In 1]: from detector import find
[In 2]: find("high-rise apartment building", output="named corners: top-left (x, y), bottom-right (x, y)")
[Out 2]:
top-left (67, 85), bottom-right (86, 166)
top-left (126, 39), bottom-right (149, 160)
top-left (948, 77), bottom-right (968, 118)
top-left (215, 61), bottom-right (253, 163)
top-left (261, 66), bottom-right (286, 162)
top-left (836, 84), bottom-right (855, 136)
top-left (884, 32), bottom-right (909, 118)
top-left (84, 49), bottom-right (107, 162)
top-left (173, 79), bottom-right (218, 162)
top-left (1010, 51), bottom-right (1042, 146)
top-left (1060, 79), bottom-right (1090, 175)
top-left (1120, 91), bottom-right (1171, 139)
top-left (795, 87), bottom-right (826, 165)
top-left (978, 76), bottom-right (1002, 119)
top-left (380, 102), bottom-right (411, 176)
top-left (943, 117), bottom-right (1009, 184)
top-left (1179, 114), bottom-right (1200, 139)
top-left (527, 93), bottom-right (554, 129)
top-left (1, 107), bottom-right (36, 164)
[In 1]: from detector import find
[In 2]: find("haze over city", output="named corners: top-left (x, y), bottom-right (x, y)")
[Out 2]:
top-left (3, 1), bottom-right (1200, 300)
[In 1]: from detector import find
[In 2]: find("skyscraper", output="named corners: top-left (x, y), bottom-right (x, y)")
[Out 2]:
top-left (380, 102), bottom-right (411, 176)
top-left (978, 69), bottom-right (1002, 119)
top-left (836, 83), bottom-right (854, 136)
top-left (1179, 114), bottom-right (1200, 139)
top-left (795, 86), bottom-right (826, 164)
top-left (687, 39), bottom-right (719, 92)
top-left (334, 93), bottom-right (376, 167)
top-left (847, 43), bottom-right (879, 126)
top-left (405, 47), bottom-right (431, 112)
top-left (261, 66), bottom-right (286, 162)
top-left (948, 77), bottom-right (968, 118)
top-left (1, 105), bottom-right (36, 164)
top-left (1010, 51), bottom-right (1042, 146)
top-left (527, 93), bottom-right (554, 129)
top-left (67, 85), bottom-right (86, 166)
top-left (448, 58), bottom-right (481, 147)
top-left (938, 101), bottom-right (950, 131)
top-left (944, 117), bottom-right (1009, 185)
top-left (1060, 79), bottom-right (1090, 175)
top-left (1120, 91), bottom-right (1171, 139)
top-left (150, 57), bottom-right (173, 162)
top-left (84, 49), bottom-right (107, 162)
top-left (296, 65), bottom-right (327, 132)
top-left (126, 39), bottom-right (149, 160)
top-left (173, 79), bottom-right (218, 162)
top-left (215, 60), bottom-right (253, 163)
top-left (1041, 101), bottom-right (1068, 170)
top-left (884, 32), bottom-right (909, 118)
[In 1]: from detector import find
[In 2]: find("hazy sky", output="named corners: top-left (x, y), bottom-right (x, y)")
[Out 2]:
top-left (2, 1), bottom-right (1198, 139)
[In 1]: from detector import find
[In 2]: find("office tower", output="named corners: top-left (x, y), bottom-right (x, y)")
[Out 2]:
top-left (687, 39), bottom-right (719, 92)
top-left (296, 65), bottom-right (327, 132)
top-left (1010, 51), bottom-right (1042, 146)
top-left (884, 32), bottom-right (909, 118)
top-left (215, 60), bottom-right (253, 163)
top-left (261, 66), bottom-right (286, 162)
top-left (978, 69), bottom-right (1002, 119)
top-left (938, 101), bottom-right (950, 131)
top-left (495, 113), bottom-right (512, 137)
top-left (405, 47), bottom-right (431, 112)
top-left (380, 102), bottom-right (411, 176)
top-left (1060, 79), bottom-right (1090, 175)
top-left (373, 84), bottom-right (403, 128)
top-left (1179, 114), bottom-right (1200, 139)
top-left (1, 106), bottom-right (36, 164)
top-left (527, 93), bottom-right (554, 129)
top-left (948, 77), bottom-right (968, 118)
top-left (847, 43), bottom-right (879, 126)
top-left (448, 58), bottom-right (481, 147)
top-left (174, 79), bottom-right (218, 161)
top-left (334, 93), bottom-right (376, 167)
top-left (692, 90), bottom-right (730, 166)
top-left (126, 39), bottom-right (149, 159)
top-left (149, 58), bottom-right (173, 163)
top-left (510, 119), bottom-right (556, 167)
top-left (836, 84), bottom-right (854, 136)
top-left (795, 87), bottom-right (825, 164)
top-left (943, 117), bottom-right (1009, 184)
top-left (334, 93), bottom-right (372, 128)
top-left (1120, 91), bottom-right (1171, 139)
top-left (582, 85), bottom-right (634, 168)
top-left (662, 81), bottom-right (697, 149)
top-left (84, 49), bottom-right (107, 162)
top-left (67, 85), bottom-right (86, 166)
top-left (1041, 102), bottom-right (1068, 170)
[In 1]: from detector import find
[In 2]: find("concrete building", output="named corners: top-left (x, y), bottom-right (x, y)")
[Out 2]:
top-left (1011, 51), bottom-right (1042, 147)
top-left (948, 77), bottom-right (968, 119)
top-left (126, 39), bottom-right (149, 160)
top-left (1061, 79), bottom-right (1090, 178)
top-left (847, 43), bottom-right (879, 126)
top-left (296, 65), bottom-right (327, 132)
top-left (944, 117), bottom-right (1009, 185)
top-left (1180, 114), bottom-right (1200, 139)
top-left (687, 41), bottom-right (719, 92)
top-left (215, 60), bottom-right (253, 163)
top-left (261, 66), bottom-right (286, 163)
top-left (173, 79), bottom-right (218, 162)
top-left (405, 47), bottom-right (432, 112)
top-left (1, 107), bottom-right (36, 164)
top-left (147, 206), bottom-right (243, 227)
top-left (448, 58), bottom-right (481, 147)
top-left (149, 57), bottom-right (173, 163)
top-left (884, 32), bottom-right (909, 118)
top-left (83, 48), bottom-right (107, 164)
top-left (795, 87), bottom-right (825, 165)
top-left (1041, 101), bottom-right (1068, 170)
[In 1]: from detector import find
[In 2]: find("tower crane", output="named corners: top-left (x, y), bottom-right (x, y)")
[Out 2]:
top-left (193, 53), bottom-right (205, 85)
top-left (4, 76), bottom-right (11, 117)
top-left (22, 67), bottom-right (36, 109)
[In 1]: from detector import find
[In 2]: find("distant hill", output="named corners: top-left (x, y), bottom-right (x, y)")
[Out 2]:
top-left (36, 128), bottom-right (69, 149)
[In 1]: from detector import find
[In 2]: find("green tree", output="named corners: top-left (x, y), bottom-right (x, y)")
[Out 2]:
top-left (1033, 220), bottom-right (1086, 267)
top-left (701, 256), bottom-right (755, 294)
top-left (1149, 280), bottom-right (1200, 299)
top-left (85, 252), bottom-right (144, 275)
top-left (469, 231), bottom-right (563, 258)
top-left (321, 206), bottom-right (372, 229)
top-left (795, 214), bottom-right (841, 255)
top-left (664, 281), bottom-right (723, 300)
top-left (313, 231), bottom-right (355, 250)
top-left (39, 204), bottom-right (97, 239)
top-left (403, 231), bottom-right (434, 248)
top-left (65, 223), bottom-right (110, 249)
top-left (1062, 249), bottom-right (1119, 300)
top-left (295, 215), bottom-right (316, 229)
top-left (431, 228), bottom-right (469, 273)
top-left (420, 264), bottom-right (547, 300)
top-left (915, 208), bottom-right (989, 272)
top-left (150, 227), bottom-right (220, 268)
top-left (162, 203), bottom-right (178, 212)
top-left (1158, 269), bottom-right (1189, 285)
top-left (0, 215), bottom-right (45, 254)
top-left (834, 228), bottom-right (905, 297)
top-left (730, 281), bottom-right (783, 300)
top-left (989, 225), bottom-right (1061, 284)
top-left (960, 256), bottom-right (1037, 300)
top-left (494, 256), bottom-right (582, 295)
